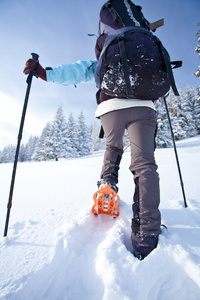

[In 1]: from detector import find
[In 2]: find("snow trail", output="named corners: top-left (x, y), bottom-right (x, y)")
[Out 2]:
top-left (0, 137), bottom-right (200, 299)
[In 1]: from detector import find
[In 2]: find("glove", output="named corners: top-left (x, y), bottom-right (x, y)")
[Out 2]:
top-left (23, 59), bottom-right (47, 81)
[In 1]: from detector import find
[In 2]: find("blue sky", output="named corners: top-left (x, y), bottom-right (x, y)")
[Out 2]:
top-left (0, 0), bottom-right (199, 148)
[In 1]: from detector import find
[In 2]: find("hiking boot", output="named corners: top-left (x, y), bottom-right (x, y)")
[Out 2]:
top-left (97, 179), bottom-right (118, 193)
top-left (131, 233), bottom-right (158, 260)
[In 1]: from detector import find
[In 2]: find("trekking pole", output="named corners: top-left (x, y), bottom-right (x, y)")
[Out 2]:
top-left (163, 95), bottom-right (188, 208)
top-left (3, 53), bottom-right (39, 237)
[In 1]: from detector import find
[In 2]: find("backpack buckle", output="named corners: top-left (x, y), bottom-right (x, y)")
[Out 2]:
top-left (118, 34), bottom-right (125, 41)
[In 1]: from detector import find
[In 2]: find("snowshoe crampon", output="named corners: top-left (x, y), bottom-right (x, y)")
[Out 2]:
top-left (92, 184), bottom-right (120, 217)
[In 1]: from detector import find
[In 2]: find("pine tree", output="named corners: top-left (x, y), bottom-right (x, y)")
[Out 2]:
top-left (18, 144), bottom-right (26, 162)
top-left (197, 85), bottom-right (200, 102)
top-left (67, 113), bottom-right (79, 157)
top-left (32, 107), bottom-right (94, 161)
top-left (0, 145), bottom-right (16, 163)
top-left (195, 23), bottom-right (200, 78)
top-left (182, 86), bottom-right (198, 137)
top-left (32, 122), bottom-right (53, 161)
top-left (91, 121), bottom-right (101, 151)
top-left (155, 97), bottom-right (172, 148)
top-left (169, 90), bottom-right (189, 140)
top-left (195, 86), bottom-right (200, 133)
top-left (76, 111), bottom-right (92, 156)
top-left (23, 135), bottom-right (39, 161)
top-left (49, 105), bottom-right (74, 160)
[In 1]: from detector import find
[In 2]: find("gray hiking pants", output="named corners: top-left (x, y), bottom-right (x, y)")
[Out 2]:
top-left (100, 107), bottom-right (161, 237)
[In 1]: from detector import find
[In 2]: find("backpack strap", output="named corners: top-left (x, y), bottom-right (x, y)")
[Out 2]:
top-left (153, 36), bottom-right (182, 96)
top-left (118, 34), bottom-right (133, 96)
top-left (105, 3), bottom-right (125, 28)
top-left (99, 26), bottom-right (150, 61)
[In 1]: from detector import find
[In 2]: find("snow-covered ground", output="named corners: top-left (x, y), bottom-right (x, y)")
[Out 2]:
top-left (0, 136), bottom-right (200, 300)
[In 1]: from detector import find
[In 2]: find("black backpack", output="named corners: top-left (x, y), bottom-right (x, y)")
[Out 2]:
top-left (95, 0), bottom-right (182, 101)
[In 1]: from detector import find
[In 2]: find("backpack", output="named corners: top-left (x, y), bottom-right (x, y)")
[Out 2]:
top-left (95, 0), bottom-right (182, 101)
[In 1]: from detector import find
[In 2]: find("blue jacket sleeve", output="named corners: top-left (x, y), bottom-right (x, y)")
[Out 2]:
top-left (46, 60), bottom-right (97, 86)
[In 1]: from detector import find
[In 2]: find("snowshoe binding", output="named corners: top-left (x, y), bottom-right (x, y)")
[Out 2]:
top-left (92, 183), bottom-right (120, 217)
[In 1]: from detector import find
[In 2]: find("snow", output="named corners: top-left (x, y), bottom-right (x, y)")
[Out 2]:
top-left (0, 136), bottom-right (200, 300)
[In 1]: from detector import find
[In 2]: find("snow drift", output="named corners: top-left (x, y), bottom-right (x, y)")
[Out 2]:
top-left (0, 137), bottom-right (200, 300)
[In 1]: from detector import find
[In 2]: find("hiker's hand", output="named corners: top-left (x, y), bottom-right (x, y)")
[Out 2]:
top-left (23, 59), bottom-right (47, 81)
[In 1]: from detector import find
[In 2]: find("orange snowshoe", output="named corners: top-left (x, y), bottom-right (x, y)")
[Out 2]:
top-left (92, 183), bottom-right (120, 217)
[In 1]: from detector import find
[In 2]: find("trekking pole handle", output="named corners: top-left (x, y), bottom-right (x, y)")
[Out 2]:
top-left (27, 53), bottom-right (39, 81)
top-left (31, 53), bottom-right (39, 61)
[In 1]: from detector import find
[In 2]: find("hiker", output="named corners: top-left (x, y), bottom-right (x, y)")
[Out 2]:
top-left (24, 0), bottom-right (179, 260)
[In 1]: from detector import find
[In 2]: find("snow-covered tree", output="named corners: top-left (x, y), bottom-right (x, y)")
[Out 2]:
top-left (32, 122), bottom-right (53, 161)
top-left (91, 121), bottom-right (102, 151)
top-left (50, 105), bottom-right (75, 160)
top-left (76, 111), bottom-right (92, 156)
top-left (182, 86), bottom-right (198, 137)
top-left (18, 144), bottom-right (26, 162)
top-left (155, 97), bottom-right (172, 148)
top-left (195, 23), bottom-right (200, 78)
top-left (168, 90), bottom-right (190, 140)
top-left (195, 86), bottom-right (200, 133)
top-left (32, 109), bottom-right (94, 161)
top-left (21, 135), bottom-right (39, 161)
top-left (67, 113), bottom-right (79, 157)
top-left (0, 145), bottom-right (16, 163)
top-left (163, 88), bottom-right (199, 141)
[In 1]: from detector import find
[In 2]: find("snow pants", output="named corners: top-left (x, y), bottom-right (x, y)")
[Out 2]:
top-left (100, 107), bottom-right (161, 237)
